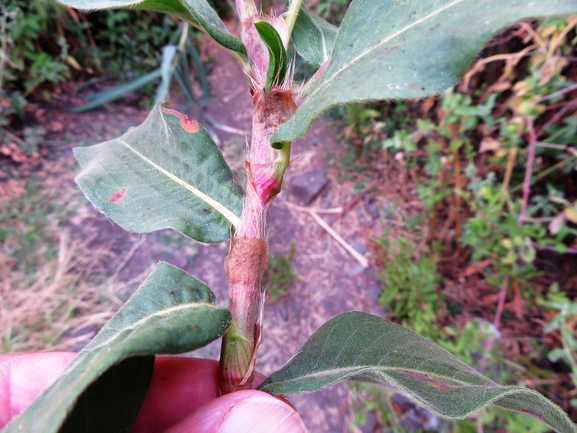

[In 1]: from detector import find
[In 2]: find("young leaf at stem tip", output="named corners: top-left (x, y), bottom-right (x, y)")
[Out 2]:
top-left (254, 21), bottom-right (288, 93)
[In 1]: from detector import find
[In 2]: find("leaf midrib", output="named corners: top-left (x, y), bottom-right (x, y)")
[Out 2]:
top-left (118, 139), bottom-right (241, 228)
top-left (307, 0), bottom-right (464, 98)
top-left (87, 301), bottom-right (217, 353)
top-left (267, 365), bottom-right (490, 388)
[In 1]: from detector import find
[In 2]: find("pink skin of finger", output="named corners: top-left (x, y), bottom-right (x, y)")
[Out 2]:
top-left (164, 389), bottom-right (307, 433)
top-left (0, 352), bottom-right (77, 427)
top-left (0, 353), bottom-right (307, 433)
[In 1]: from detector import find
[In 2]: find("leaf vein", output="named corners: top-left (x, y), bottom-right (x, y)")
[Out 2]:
top-left (309, 0), bottom-right (464, 97)
top-left (117, 139), bottom-right (241, 228)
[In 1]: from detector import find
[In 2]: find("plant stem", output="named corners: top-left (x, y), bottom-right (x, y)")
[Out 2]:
top-left (518, 118), bottom-right (536, 227)
top-left (219, 88), bottom-right (297, 394)
top-left (510, 155), bottom-right (575, 193)
top-left (219, 206), bottom-right (268, 393)
top-left (235, 0), bottom-right (257, 21)
top-left (219, 7), bottom-right (296, 393)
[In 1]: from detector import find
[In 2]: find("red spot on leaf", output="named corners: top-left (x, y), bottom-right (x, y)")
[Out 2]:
top-left (403, 371), bottom-right (456, 391)
top-left (110, 189), bottom-right (126, 203)
top-left (160, 106), bottom-right (200, 133)
top-left (523, 409), bottom-right (544, 422)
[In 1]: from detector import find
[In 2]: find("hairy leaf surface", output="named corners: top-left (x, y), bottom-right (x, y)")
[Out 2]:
top-left (3, 263), bottom-right (232, 433)
top-left (292, 5), bottom-right (337, 68)
top-left (260, 312), bottom-right (577, 433)
top-left (274, 0), bottom-right (577, 143)
top-left (74, 104), bottom-right (243, 244)
top-left (57, 0), bottom-right (246, 56)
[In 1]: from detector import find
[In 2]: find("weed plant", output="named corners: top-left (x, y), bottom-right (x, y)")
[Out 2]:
top-left (1, 1), bottom-right (199, 156)
top-left (350, 16), bottom-right (577, 432)
top-left (3, 1), bottom-right (577, 432)
top-left (263, 241), bottom-right (298, 300)
top-left (375, 234), bottom-right (441, 337)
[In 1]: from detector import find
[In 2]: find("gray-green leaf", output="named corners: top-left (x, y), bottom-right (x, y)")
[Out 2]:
top-left (3, 263), bottom-right (232, 433)
top-left (259, 312), bottom-right (576, 433)
top-left (274, 0), bottom-right (577, 143)
top-left (74, 103), bottom-right (244, 244)
top-left (292, 5), bottom-right (337, 68)
top-left (57, 0), bottom-right (246, 57)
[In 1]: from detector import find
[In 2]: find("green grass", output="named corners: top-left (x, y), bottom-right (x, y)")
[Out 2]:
top-left (263, 241), bottom-right (297, 300)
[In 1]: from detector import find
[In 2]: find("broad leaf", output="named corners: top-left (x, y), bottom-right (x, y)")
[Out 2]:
top-left (259, 312), bottom-right (577, 433)
top-left (57, 0), bottom-right (246, 57)
top-left (3, 263), bottom-right (232, 433)
top-left (274, 0), bottom-right (577, 143)
top-left (74, 103), bottom-right (243, 244)
top-left (292, 5), bottom-right (337, 68)
top-left (254, 21), bottom-right (288, 92)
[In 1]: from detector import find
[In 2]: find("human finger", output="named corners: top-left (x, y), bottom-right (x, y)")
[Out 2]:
top-left (130, 357), bottom-right (219, 433)
top-left (132, 357), bottom-right (267, 433)
top-left (0, 352), bottom-right (76, 428)
top-left (163, 389), bottom-right (308, 433)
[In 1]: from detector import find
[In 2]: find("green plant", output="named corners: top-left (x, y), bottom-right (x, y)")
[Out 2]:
top-left (263, 240), bottom-right (297, 300)
top-left (364, 81), bottom-right (576, 293)
top-left (342, 16), bottom-right (577, 431)
top-left (3, 1), bottom-right (577, 433)
top-left (462, 175), bottom-right (542, 286)
top-left (70, 21), bottom-right (210, 112)
top-left (0, 3), bottom-right (31, 155)
top-left (2, 1), bottom-right (183, 95)
top-left (376, 235), bottom-right (441, 337)
top-left (540, 283), bottom-right (577, 409)
top-left (1, 1), bottom-right (210, 161)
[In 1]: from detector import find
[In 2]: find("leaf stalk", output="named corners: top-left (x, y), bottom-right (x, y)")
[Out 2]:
top-left (284, 0), bottom-right (303, 46)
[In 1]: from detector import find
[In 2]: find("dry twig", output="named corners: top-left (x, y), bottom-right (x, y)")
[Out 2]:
top-left (518, 118), bottom-right (537, 227)
top-left (309, 211), bottom-right (369, 268)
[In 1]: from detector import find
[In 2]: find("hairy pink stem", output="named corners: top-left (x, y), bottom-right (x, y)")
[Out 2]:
top-left (218, 11), bottom-right (296, 393)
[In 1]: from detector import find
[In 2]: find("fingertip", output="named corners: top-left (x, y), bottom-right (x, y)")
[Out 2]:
top-left (217, 391), bottom-right (308, 433)
top-left (166, 390), bottom-right (307, 433)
